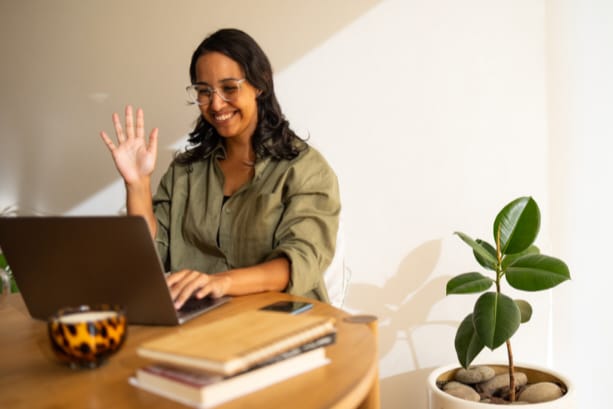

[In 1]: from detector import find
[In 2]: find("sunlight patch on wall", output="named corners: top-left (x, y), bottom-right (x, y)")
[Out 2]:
top-left (0, 0), bottom-right (382, 214)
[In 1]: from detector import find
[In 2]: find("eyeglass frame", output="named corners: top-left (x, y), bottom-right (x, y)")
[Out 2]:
top-left (185, 78), bottom-right (247, 106)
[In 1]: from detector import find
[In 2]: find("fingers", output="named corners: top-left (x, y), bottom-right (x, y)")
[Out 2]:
top-left (167, 270), bottom-right (213, 309)
top-left (165, 270), bottom-right (232, 309)
top-left (99, 131), bottom-right (116, 152)
top-left (112, 112), bottom-right (125, 143)
top-left (102, 105), bottom-right (154, 145)
top-left (135, 107), bottom-right (145, 139)
top-left (124, 105), bottom-right (135, 140)
top-left (148, 127), bottom-right (159, 156)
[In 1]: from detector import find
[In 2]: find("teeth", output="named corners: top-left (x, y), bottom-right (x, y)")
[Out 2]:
top-left (215, 112), bottom-right (233, 121)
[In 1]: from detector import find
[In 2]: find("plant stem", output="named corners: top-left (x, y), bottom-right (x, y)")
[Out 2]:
top-left (497, 225), bottom-right (516, 402)
top-left (506, 339), bottom-right (516, 402)
top-left (495, 226), bottom-right (503, 285)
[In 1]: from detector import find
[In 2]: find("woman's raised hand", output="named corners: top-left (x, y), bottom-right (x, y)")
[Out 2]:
top-left (100, 105), bottom-right (159, 185)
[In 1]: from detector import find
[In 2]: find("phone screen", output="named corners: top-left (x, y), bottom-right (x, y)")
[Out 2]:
top-left (259, 301), bottom-right (313, 315)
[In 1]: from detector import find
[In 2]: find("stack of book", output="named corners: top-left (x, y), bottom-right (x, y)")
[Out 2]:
top-left (130, 309), bottom-right (337, 408)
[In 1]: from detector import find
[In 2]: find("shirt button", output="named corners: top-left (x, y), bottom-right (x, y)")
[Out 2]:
top-left (225, 207), bottom-right (231, 214)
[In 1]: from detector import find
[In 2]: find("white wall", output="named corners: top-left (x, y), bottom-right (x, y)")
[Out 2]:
top-left (547, 1), bottom-right (613, 408)
top-left (274, 2), bottom-right (556, 407)
top-left (1, 1), bottom-right (606, 408)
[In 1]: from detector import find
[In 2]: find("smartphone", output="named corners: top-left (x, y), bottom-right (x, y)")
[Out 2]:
top-left (259, 301), bottom-right (313, 315)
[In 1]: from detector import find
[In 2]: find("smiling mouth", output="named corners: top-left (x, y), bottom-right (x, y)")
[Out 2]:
top-left (214, 112), bottom-right (234, 122)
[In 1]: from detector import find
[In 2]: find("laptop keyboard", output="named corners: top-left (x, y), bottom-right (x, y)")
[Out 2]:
top-left (175, 295), bottom-right (231, 323)
top-left (178, 296), bottom-right (214, 314)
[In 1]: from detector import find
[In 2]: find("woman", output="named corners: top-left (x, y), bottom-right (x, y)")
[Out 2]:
top-left (100, 28), bottom-right (340, 308)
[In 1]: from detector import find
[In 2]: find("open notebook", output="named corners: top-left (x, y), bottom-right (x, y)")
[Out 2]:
top-left (0, 216), bottom-right (230, 325)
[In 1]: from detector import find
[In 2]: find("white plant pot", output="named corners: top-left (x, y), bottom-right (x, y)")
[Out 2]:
top-left (427, 363), bottom-right (575, 409)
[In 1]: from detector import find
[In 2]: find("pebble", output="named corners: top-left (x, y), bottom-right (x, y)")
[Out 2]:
top-left (478, 372), bottom-right (528, 396)
top-left (454, 365), bottom-right (496, 384)
top-left (443, 381), bottom-right (481, 402)
top-left (518, 382), bottom-right (564, 403)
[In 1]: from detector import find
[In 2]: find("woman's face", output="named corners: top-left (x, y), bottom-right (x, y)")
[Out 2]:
top-left (194, 52), bottom-right (259, 143)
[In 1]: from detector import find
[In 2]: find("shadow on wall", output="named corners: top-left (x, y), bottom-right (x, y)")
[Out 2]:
top-left (345, 239), bottom-right (455, 364)
top-left (345, 239), bottom-right (456, 408)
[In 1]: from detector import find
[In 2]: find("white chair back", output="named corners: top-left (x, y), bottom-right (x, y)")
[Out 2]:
top-left (323, 219), bottom-right (351, 308)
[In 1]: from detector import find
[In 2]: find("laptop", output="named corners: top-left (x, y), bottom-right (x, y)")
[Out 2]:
top-left (0, 216), bottom-right (230, 325)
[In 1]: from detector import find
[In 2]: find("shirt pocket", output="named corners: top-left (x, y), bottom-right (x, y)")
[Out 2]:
top-left (232, 192), bottom-right (285, 263)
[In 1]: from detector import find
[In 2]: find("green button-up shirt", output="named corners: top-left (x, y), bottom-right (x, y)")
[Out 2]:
top-left (152, 143), bottom-right (340, 302)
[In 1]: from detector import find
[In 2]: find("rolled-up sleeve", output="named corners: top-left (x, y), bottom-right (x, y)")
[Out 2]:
top-left (266, 149), bottom-right (341, 301)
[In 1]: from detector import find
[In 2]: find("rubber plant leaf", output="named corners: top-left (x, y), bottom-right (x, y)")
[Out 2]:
top-left (505, 254), bottom-right (571, 291)
top-left (514, 299), bottom-right (533, 323)
top-left (454, 232), bottom-right (498, 267)
top-left (473, 292), bottom-right (521, 349)
top-left (446, 272), bottom-right (494, 295)
top-left (493, 196), bottom-right (540, 255)
top-left (501, 245), bottom-right (540, 270)
top-left (474, 239), bottom-right (497, 270)
top-left (455, 313), bottom-right (485, 369)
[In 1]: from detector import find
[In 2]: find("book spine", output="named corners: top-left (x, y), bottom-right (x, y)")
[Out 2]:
top-left (247, 333), bottom-right (336, 371)
top-left (133, 349), bottom-right (331, 408)
top-left (137, 348), bottom-right (226, 374)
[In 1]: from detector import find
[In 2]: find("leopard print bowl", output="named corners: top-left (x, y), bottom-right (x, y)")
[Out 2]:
top-left (48, 304), bottom-right (127, 368)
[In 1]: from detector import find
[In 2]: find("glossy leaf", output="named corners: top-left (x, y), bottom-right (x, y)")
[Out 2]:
top-left (0, 253), bottom-right (8, 269)
top-left (446, 272), bottom-right (494, 295)
top-left (474, 239), bottom-right (497, 270)
top-left (448, 196), bottom-right (572, 373)
top-left (454, 232), bottom-right (498, 267)
top-left (455, 314), bottom-right (485, 369)
top-left (515, 299), bottom-right (533, 323)
top-left (501, 245), bottom-right (540, 270)
top-left (473, 292), bottom-right (521, 349)
top-left (506, 254), bottom-right (571, 291)
top-left (493, 196), bottom-right (540, 255)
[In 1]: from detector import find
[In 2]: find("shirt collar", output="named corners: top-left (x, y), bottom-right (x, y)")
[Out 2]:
top-left (206, 139), bottom-right (270, 179)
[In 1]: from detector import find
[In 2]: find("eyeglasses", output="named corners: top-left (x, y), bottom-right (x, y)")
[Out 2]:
top-left (186, 78), bottom-right (246, 106)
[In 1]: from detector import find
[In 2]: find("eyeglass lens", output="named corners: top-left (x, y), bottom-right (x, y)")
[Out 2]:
top-left (187, 79), bottom-right (243, 105)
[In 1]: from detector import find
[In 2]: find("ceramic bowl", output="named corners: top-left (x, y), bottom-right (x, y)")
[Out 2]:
top-left (427, 363), bottom-right (575, 408)
top-left (47, 304), bottom-right (127, 368)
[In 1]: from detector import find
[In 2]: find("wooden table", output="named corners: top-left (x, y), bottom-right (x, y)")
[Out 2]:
top-left (0, 292), bottom-right (379, 409)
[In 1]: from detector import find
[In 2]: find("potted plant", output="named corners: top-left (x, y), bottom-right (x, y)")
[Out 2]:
top-left (427, 196), bottom-right (573, 407)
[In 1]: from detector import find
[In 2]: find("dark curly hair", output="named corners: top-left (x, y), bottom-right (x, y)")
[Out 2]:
top-left (175, 28), bottom-right (305, 164)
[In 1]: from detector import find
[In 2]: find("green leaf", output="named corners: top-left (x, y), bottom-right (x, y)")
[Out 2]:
top-left (446, 272), bottom-right (494, 295)
top-left (506, 254), bottom-right (571, 291)
top-left (493, 196), bottom-right (540, 255)
top-left (473, 292), bottom-right (521, 349)
top-left (501, 245), bottom-right (540, 270)
top-left (10, 276), bottom-right (18, 293)
top-left (515, 299), bottom-right (533, 323)
top-left (454, 232), bottom-right (498, 267)
top-left (454, 314), bottom-right (485, 369)
top-left (474, 240), bottom-right (497, 270)
top-left (0, 253), bottom-right (8, 270)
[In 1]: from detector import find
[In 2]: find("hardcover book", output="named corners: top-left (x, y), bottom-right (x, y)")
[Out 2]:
top-left (131, 346), bottom-right (330, 408)
top-left (137, 309), bottom-right (336, 376)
